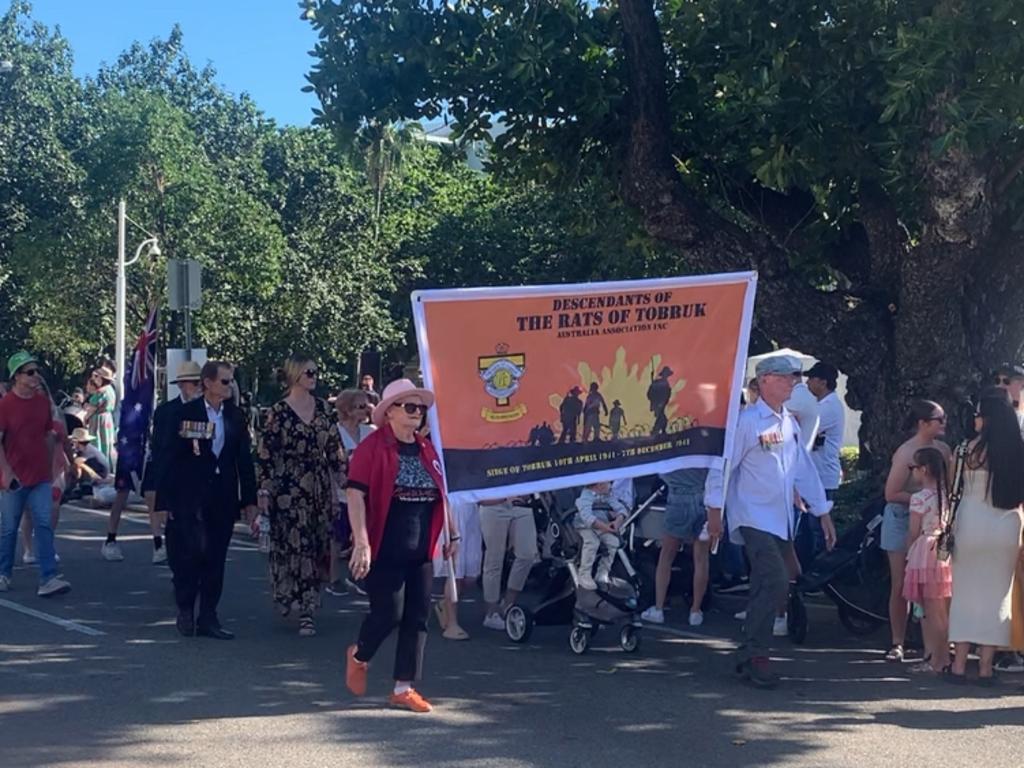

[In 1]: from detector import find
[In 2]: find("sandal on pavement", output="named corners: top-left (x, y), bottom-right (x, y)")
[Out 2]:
top-left (442, 624), bottom-right (470, 641)
top-left (909, 661), bottom-right (937, 674)
top-left (299, 615), bottom-right (316, 637)
top-left (942, 666), bottom-right (967, 685)
top-left (884, 644), bottom-right (905, 663)
top-left (976, 674), bottom-right (999, 688)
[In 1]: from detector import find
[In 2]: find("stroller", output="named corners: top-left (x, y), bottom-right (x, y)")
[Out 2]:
top-left (789, 498), bottom-right (892, 642)
top-left (504, 490), bottom-right (644, 654)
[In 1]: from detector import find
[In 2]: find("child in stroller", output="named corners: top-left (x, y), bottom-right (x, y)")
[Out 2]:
top-left (574, 481), bottom-right (629, 590)
top-left (504, 483), bottom-right (643, 654)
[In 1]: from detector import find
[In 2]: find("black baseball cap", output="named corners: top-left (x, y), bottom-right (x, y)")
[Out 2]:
top-left (804, 362), bottom-right (839, 384)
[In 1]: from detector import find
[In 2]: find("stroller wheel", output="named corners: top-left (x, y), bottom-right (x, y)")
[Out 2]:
top-left (569, 626), bottom-right (590, 655)
top-left (505, 604), bottom-right (534, 644)
top-left (619, 625), bottom-right (641, 653)
top-left (836, 603), bottom-right (885, 637)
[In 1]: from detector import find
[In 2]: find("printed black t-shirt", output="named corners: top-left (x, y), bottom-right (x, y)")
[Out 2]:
top-left (378, 440), bottom-right (440, 562)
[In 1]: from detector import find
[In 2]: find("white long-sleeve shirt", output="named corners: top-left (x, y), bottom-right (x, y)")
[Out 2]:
top-left (785, 382), bottom-right (820, 451)
top-left (811, 391), bottom-right (845, 490)
top-left (705, 398), bottom-right (830, 543)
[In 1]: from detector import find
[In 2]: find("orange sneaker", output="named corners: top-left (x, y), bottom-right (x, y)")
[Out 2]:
top-left (388, 688), bottom-right (433, 713)
top-left (346, 645), bottom-right (368, 697)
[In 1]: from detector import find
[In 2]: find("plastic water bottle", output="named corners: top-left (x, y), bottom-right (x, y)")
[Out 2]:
top-left (258, 513), bottom-right (270, 553)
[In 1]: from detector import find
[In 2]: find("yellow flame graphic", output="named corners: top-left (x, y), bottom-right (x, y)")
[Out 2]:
top-left (547, 347), bottom-right (690, 438)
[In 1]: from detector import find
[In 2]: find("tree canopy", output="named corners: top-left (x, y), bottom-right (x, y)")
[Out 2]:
top-left (305, 0), bottom-right (1024, 464)
top-left (0, 1), bottom-right (669, 399)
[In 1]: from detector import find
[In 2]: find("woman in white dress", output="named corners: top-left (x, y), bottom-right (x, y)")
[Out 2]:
top-left (947, 390), bottom-right (1024, 685)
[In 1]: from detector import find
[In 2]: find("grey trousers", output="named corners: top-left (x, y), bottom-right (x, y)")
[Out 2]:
top-left (738, 526), bottom-right (790, 664)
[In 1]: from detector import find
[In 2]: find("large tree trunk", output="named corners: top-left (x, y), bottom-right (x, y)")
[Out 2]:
top-left (616, 0), bottom-right (1022, 475)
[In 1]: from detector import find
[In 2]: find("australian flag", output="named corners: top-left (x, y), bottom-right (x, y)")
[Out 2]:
top-left (115, 306), bottom-right (158, 493)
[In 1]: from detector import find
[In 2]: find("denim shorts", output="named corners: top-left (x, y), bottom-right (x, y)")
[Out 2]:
top-left (880, 502), bottom-right (910, 552)
top-left (662, 493), bottom-right (705, 541)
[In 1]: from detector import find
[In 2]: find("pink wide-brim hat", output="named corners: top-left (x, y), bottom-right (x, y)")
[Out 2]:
top-left (372, 378), bottom-right (436, 427)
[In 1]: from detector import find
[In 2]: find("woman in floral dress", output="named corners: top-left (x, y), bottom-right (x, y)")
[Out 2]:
top-left (83, 365), bottom-right (118, 468)
top-left (257, 354), bottom-right (343, 636)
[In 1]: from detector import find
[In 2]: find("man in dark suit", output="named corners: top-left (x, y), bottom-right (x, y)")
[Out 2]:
top-left (140, 360), bottom-right (203, 564)
top-left (158, 360), bottom-right (257, 639)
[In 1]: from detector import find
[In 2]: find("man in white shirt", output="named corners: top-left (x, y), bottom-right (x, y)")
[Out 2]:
top-left (796, 362), bottom-right (846, 568)
top-left (705, 355), bottom-right (836, 688)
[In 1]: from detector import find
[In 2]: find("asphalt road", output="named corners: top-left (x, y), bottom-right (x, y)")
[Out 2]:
top-left (1, 504), bottom-right (1022, 768)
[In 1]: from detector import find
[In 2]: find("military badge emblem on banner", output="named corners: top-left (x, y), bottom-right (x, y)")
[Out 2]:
top-left (478, 343), bottom-right (527, 423)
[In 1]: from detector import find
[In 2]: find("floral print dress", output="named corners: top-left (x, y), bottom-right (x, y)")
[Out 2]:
top-left (88, 384), bottom-right (117, 468)
top-left (256, 399), bottom-right (342, 615)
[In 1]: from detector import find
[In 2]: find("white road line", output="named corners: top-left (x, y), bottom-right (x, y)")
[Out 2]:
top-left (0, 598), bottom-right (106, 636)
top-left (66, 504), bottom-right (260, 550)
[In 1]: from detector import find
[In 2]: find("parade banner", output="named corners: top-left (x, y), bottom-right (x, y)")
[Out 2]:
top-left (412, 272), bottom-right (757, 504)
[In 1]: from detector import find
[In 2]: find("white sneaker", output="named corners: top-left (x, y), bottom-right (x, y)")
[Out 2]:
top-left (37, 577), bottom-right (71, 597)
top-left (578, 574), bottom-right (598, 590)
top-left (595, 570), bottom-right (611, 585)
top-left (641, 606), bottom-right (665, 624)
top-left (483, 612), bottom-right (505, 631)
top-left (152, 547), bottom-right (168, 565)
top-left (22, 550), bottom-right (36, 565)
top-left (0, 575), bottom-right (10, 592)
top-left (101, 542), bottom-right (124, 562)
top-left (689, 611), bottom-right (704, 627)
top-left (773, 614), bottom-right (789, 637)
top-left (734, 610), bottom-right (747, 621)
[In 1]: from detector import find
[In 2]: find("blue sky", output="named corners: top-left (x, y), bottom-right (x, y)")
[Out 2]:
top-left (30, 1), bottom-right (320, 125)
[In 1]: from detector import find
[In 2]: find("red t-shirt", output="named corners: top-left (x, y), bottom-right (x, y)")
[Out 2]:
top-left (0, 391), bottom-right (55, 487)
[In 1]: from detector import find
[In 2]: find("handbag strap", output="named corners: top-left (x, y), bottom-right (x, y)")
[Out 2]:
top-left (945, 441), bottom-right (969, 528)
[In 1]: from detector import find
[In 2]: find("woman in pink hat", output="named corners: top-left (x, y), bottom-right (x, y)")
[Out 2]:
top-left (344, 378), bottom-right (459, 713)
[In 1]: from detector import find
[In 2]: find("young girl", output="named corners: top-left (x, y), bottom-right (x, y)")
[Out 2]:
top-left (902, 447), bottom-right (954, 673)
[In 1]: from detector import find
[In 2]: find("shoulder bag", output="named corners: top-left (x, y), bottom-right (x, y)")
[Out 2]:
top-left (936, 441), bottom-right (968, 562)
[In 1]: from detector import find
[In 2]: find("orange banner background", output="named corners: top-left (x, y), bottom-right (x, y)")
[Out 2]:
top-left (420, 280), bottom-right (750, 450)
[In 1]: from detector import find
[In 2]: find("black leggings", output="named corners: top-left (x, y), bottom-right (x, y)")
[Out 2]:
top-left (355, 559), bottom-right (432, 682)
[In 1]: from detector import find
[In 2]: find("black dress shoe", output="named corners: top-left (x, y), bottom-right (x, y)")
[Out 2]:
top-left (196, 624), bottom-right (234, 640)
top-left (176, 612), bottom-right (195, 637)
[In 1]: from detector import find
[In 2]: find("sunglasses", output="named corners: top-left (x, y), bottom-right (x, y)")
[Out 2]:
top-left (20, 368), bottom-right (40, 377)
top-left (304, 369), bottom-right (318, 378)
top-left (994, 376), bottom-right (1012, 386)
top-left (220, 378), bottom-right (234, 386)
top-left (393, 401), bottom-right (428, 415)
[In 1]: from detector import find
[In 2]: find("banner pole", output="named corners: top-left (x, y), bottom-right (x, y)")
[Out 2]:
top-left (442, 504), bottom-right (458, 603)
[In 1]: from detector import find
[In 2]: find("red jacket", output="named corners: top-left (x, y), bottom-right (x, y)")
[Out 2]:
top-left (347, 424), bottom-right (447, 561)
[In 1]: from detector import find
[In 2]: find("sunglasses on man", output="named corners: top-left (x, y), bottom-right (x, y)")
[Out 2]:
top-left (19, 368), bottom-right (40, 378)
top-left (994, 375), bottom-right (1017, 386)
top-left (393, 401), bottom-right (428, 415)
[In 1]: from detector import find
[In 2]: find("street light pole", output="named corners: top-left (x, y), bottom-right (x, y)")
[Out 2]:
top-left (114, 199), bottom-right (160, 403)
top-left (115, 199), bottom-right (127, 403)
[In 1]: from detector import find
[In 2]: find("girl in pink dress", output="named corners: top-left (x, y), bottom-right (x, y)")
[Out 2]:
top-left (902, 447), bottom-right (953, 673)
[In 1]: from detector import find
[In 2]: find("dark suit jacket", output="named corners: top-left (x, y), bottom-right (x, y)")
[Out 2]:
top-left (147, 395), bottom-right (186, 499)
top-left (156, 397), bottom-right (257, 519)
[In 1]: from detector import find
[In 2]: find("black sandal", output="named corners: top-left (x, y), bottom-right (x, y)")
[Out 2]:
top-left (884, 644), bottom-right (905, 663)
top-left (942, 666), bottom-right (967, 685)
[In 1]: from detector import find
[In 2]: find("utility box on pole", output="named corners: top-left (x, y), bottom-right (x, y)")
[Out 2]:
top-left (167, 259), bottom-right (202, 310)
top-left (167, 259), bottom-right (202, 358)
